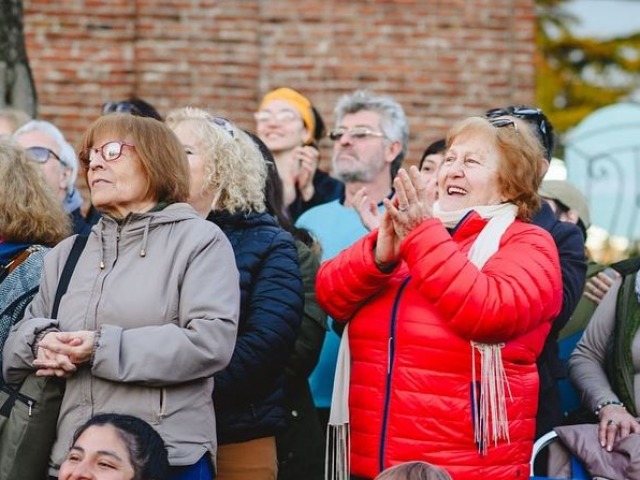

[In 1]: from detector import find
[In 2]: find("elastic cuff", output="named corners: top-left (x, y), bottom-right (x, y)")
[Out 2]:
top-left (90, 329), bottom-right (102, 366)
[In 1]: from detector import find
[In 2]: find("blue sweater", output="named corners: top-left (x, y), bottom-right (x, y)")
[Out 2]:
top-left (296, 199), bottom-right (379, 409)
top-left (209, 211), bottom-right (303, 444)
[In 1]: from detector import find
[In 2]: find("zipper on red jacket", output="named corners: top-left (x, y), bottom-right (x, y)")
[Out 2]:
top-left (378, 276), bottom-right (410, 472)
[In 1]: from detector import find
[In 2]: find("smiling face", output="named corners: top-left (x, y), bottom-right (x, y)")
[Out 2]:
top-left (59, 425), bottom-right (135, 480)
top-left (256, 99), bottom-right (308, 153)
top-left (437, 132), bottom-right (504, 211)
top-left (87, 133), bottom-right (156, 218)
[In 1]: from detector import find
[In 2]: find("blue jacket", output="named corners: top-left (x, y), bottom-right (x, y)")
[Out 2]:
top-left (209, 211), bottom-right (303, 444)
top-left (532, 201), bottom-right (587, 436)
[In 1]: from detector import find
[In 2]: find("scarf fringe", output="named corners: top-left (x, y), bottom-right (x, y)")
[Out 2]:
top-left (326, 325), bottom-right (351, 480)
top-left (471, 341), bottom-right (512, 455)
top-left (325, 423), bottom-right (350, 480)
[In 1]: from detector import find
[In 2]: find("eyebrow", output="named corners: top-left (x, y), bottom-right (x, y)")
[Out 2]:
top-left (70, 446), bottom-right (126, 463)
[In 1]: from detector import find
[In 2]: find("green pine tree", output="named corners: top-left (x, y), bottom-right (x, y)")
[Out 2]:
top-left (536, 0), bottom-right (640, 134)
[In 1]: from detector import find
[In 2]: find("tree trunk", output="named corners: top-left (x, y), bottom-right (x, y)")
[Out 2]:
top-left (0, 0), bottom-right (38, 117)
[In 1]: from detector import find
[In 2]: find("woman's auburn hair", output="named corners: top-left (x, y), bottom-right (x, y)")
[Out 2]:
top-left (0, 142), bottom-right (71, 245)
top-left (446, 115), bottom-right (544, 221)
top-left (165, 107), bottom-right (267, 214)
top-left (78, 113), bottom-right (190, 205)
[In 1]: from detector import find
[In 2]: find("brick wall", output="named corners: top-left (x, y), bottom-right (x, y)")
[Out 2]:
top-left (22, 0), bottom-right (536, 169)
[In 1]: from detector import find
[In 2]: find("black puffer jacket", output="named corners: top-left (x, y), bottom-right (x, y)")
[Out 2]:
top-left (209, 210), bottom-right (303, 444)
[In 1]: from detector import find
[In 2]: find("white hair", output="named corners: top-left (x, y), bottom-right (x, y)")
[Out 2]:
top-left (13, 120), bottom-right (78, 194)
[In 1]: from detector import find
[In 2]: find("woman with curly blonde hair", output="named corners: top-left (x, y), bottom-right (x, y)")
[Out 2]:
top-left (167, 107), bottom-right (303, 480)
top-left (0, 142), bottom-right (70, 376)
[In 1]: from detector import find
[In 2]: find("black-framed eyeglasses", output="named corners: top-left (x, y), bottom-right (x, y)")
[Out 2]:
top-left (79, 141), bottom-right (135, 168)
top-left (210, 117), bottom-right (235, 138)
top-left (328, 127), bottom-right (386, 142)
top-left (488, 117), bottom-right (519, 133)
top-left (26, 146), bottom-right (66, 165)
top-left (101, 101), bottom-right (143, 116)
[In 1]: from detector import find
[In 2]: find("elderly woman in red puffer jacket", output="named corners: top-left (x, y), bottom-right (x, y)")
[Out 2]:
top-left (316, 115), bottom-right (563, 480)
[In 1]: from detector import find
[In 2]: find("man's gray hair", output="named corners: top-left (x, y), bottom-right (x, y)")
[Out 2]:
top-left (13, 120), bottom-right (78, 194)
top-left (334, 90), bottom-right (409, 178)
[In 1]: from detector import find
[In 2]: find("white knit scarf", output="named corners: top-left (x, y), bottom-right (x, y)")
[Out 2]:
top-left (325, 202), bottom-right (518, 479)
top-left (437, 201), bottom-right (518, 454)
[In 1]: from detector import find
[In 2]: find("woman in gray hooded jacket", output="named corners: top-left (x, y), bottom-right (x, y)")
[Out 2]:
top-left (2, 114), bottom-right (240, 480)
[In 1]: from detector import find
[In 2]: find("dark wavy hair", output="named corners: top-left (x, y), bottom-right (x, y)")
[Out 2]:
top-left (246, 130), bottom-right (318, 250)
top-left (70, 413), bottom-right (169, 480)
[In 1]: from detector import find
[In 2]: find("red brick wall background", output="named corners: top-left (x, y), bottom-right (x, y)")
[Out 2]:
top-left (23, 0), bottom-right (536, 169)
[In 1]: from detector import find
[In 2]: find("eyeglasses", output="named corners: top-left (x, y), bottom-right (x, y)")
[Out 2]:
top-left (79, 141), bottom-right (135, 168)
top-left (101, 101), bottom-right (143, 116)
top-left (253, 110), bottom-right (300, 124)
top-left (488, 117), bottom-right (519, 133)
top-left (328, 127), bottom-right (386, 142)
top-left (26, 146), bottom-right (66, 165)
top-left (210, 117), bottom-right (235, 138)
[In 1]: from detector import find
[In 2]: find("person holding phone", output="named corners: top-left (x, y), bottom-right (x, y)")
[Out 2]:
top-left (255, 87), bottom-right (344, 221)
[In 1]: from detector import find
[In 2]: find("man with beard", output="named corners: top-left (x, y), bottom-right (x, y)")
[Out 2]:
top-left (296, 89), bottom-right (408, 435)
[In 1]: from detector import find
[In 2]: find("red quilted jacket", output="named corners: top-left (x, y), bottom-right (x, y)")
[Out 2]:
top-left (316, 214), bottom-right (562, 480)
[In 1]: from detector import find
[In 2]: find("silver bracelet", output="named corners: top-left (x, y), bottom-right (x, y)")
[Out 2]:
top-left (595, 400), bottom-right (625, 417)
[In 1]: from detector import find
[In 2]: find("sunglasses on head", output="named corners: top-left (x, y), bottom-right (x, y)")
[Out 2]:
top-left (487, 117), bottom-right (519, 133)
top-left (209, 117), bottom-right (235, 138)
top-left (486, 106), bottom-right (549, 141)
top-left (101, 101), bottom-right (143, 116)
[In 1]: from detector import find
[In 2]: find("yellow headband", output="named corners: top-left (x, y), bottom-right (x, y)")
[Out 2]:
top-left (259, 87), bottom-right (315, 145)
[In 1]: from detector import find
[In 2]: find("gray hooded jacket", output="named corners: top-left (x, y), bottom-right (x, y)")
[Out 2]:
top-left (2, 203), bottom-right (240, 469)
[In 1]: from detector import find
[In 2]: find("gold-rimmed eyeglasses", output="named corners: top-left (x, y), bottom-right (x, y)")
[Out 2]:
top-left (328, 127), bottom-right (386, 142)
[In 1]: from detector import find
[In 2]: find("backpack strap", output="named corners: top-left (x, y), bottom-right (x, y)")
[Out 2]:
top-left (51, 236), bottom-right (88, 319)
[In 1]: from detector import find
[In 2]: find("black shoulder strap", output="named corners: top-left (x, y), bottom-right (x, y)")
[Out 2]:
top-left (610, 257), bottom-right (640, 278)
top-left (51, 235), bottom-right (88, 319)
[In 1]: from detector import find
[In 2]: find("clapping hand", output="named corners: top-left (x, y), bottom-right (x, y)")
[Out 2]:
top-left (376, 166), bottom-right (432, 268)
top-left (353, 186), bottom-right (380, 232)
top-left (294, 146), bottom-right (320, 202)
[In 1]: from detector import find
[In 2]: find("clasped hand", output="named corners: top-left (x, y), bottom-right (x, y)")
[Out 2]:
top-left (598, 404), bottom-right (640, 452)
top-left (33, 330), bottom-right (96, 377)
top-left (375, 166), bottom-right (433, 266)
